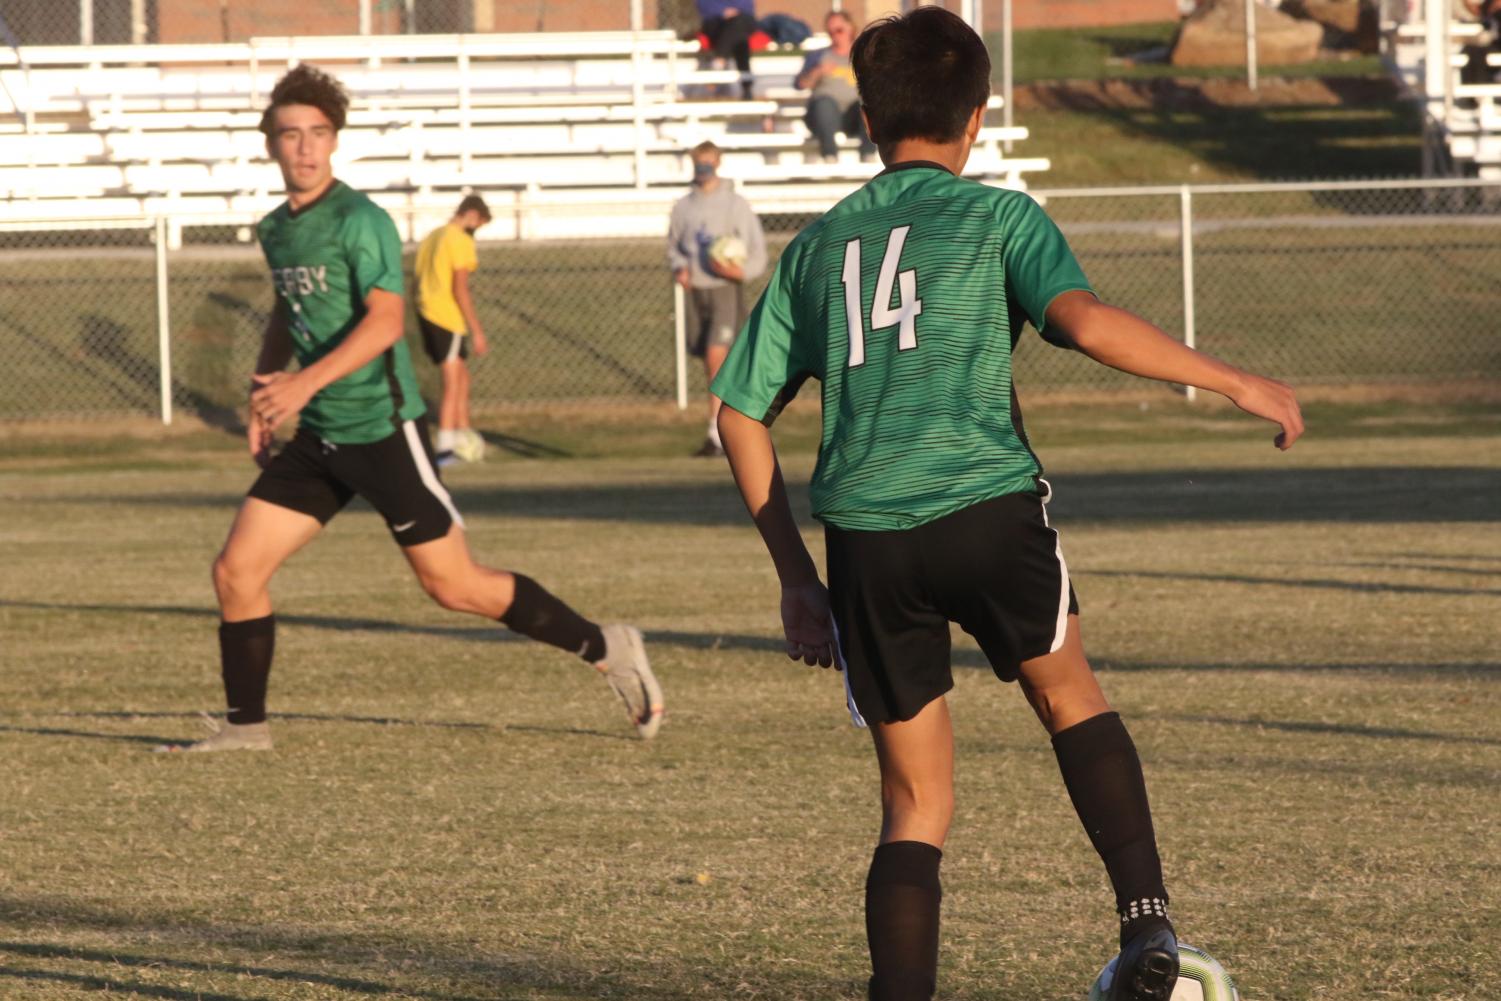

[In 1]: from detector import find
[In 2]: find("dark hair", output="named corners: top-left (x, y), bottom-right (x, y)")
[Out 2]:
top-left (850, 6), bottom-right (990, 151)
top-left (457, 193), bottom-right (492, 222)
top-left (258, 64), bottom-right (350, 136)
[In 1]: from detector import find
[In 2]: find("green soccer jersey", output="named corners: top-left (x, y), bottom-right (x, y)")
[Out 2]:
top-left (256, 180), bottom-right (424, 444)
top-left (711, 162), bottom-right (1093, 532)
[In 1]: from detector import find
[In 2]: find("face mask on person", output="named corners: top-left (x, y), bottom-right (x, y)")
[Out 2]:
top-left (692, 161), bottom-right (717, 184)
top-left (464, 226), bottom-right (477, 235)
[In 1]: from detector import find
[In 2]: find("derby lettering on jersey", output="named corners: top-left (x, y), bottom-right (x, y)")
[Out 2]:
top-left (275, 265), bottom-right (330, 297)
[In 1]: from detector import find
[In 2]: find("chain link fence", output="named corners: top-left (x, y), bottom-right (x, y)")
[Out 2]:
top-left (1, 178), bottom-right (1498, 426)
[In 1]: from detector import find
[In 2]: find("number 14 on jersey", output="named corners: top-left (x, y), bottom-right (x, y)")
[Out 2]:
top-left (842, 225), bottom-right (924, 368)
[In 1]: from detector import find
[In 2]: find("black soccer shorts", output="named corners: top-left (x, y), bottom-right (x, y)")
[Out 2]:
top-left (825, 483), bottom-right (1080, 726)
top-left (419, 316), bottom-right (469, 364)
top-left (247, 417), bottom-right (464, 547)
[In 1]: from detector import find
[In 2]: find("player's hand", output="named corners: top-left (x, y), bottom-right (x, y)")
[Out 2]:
top-left (246, 404), bottom-right (274, 469)
top-left (250, 371), bottom-right (315, 433)
top-left (709, 259), bottom-right (745, 283)
top-left (781, 581), bottom-right (836, 669)
top-left (1227, 372), bottom-right (1304, 450)
top-left (471, 331), bottom-right (489, 357)
top-left (674, 267), bottom-right (692, 290)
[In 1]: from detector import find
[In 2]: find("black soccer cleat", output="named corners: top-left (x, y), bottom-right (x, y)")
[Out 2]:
top-left (1108, 925), bottom-right (1179, 1001)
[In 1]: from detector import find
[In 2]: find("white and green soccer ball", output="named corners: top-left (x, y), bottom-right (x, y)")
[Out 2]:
top-left (452, 428), bottom-right (486, 464)
top-left (708, 234), bottom-right (748, 268)
top-left (1088, 943), bottom-right (1239, 1001)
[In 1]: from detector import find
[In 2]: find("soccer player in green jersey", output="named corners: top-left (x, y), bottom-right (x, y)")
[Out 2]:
top-left (156, 65), bottom-right (663, 752)
top-left (712, 9), bottom-right (1302, 1001)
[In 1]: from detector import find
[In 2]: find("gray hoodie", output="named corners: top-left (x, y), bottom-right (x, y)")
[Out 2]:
top-left (666, 180), bottom-right (768, 290)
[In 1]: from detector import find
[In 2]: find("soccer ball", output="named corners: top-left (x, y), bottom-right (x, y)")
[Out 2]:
top-left (1088, 943), bottom-right (1239, 1001)
top-left (708, 234), bottom-right (748, 268)
top-left (452, 427), bottom-right (486, 463)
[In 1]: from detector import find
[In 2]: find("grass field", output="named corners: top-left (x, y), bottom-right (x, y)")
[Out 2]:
top-left (2, 400), bottom-right (1498, 1000)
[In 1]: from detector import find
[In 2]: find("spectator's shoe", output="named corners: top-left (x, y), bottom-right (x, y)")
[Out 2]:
top-left (692, 438), bottom-right (725, 458)
top-left (152, 714), bottom-right (273, 753)
top-left (435, 449), bottom-right (460, 468)
top-left (596, 624), bottom-right (665, 739)
top-left (1107, 925), bottom-right (1179, 1001)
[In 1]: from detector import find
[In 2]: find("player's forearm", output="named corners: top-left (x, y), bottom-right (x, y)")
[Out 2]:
top-left (255, 315), bottom-right (295, 374)
top-left (719, 406), bottom-right (821, 587)
top-left (1059, 299), bottom-right (1248, 399)
top-left (298, 307), bottom-right (404, 393)
top-left (454, 283), bottom-right (484, 337)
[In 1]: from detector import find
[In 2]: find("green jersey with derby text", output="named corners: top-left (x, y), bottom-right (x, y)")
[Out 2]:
top-left (256, 180), bottom-right (424, 444)
top-left (711, 162), bottom-right (1093, 532)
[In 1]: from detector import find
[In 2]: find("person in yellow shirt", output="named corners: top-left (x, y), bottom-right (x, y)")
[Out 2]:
top-left (416, 194), bottom-right (491, 465)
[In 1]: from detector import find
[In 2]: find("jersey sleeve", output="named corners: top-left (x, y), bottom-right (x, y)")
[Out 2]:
top-left (1001, 194), bottom-right (1094, 346)
top-left (451, 228), bottom-right (479, 272)
top-left (343, 204), bottom-right (407, 300)
top-left (711, 243), bottom-right (812, 423)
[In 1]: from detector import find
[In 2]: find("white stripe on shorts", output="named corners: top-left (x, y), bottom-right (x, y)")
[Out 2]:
top-left (1036, 477), bottom-right (1071, 654)
top-left (444, 331), bottom-right (463, 364)
top-left (402, 420), bottom-right (465, 531)
top-left (830, 617), bottom-right (868, 729)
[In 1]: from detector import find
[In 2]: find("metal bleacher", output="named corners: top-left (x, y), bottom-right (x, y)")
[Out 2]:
top-left (0, 30), bottom-right (1048, 243)
top-left (1383, 2), bottom-right (1501, 179)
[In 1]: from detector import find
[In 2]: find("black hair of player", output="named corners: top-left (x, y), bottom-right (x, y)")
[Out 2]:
top-left (850, 6), bottom-right (990, 153)
top-left (457, 193), bottom-right (492, 222)
top-left (258, 64), bottom-right (350, 137)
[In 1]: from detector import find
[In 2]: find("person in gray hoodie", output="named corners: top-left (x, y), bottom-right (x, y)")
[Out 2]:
top-left (667, 140), bottom-right (767, 456)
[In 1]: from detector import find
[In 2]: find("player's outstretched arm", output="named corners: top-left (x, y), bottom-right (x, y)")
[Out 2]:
top-left (718, 404), bottom-right (836, 668)
top-left (251, 288), bottom-right (406, 432)
top-left (1046, 290), bottom-right (1305, 450)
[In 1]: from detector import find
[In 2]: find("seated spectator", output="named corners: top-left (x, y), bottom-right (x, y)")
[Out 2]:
top-left (796, 10), bottom-right (875, 162)
top-left (699, 0), bottom-right (757, 99)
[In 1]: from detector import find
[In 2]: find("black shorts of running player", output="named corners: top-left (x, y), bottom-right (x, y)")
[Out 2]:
top-left (419, 316), bottom-right (469, 365)
top-left (825, 483), bottom-right (1079, 726)
top-left (248, 417), bottom-right (464, 547)
top-left (685, 285), bottom-right (746, 358)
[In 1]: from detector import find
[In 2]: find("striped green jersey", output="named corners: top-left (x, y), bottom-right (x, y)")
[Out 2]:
top-left (256, 181), bottom-right (424, 444)
top-left (712, 162), bottom-right (1092, 532)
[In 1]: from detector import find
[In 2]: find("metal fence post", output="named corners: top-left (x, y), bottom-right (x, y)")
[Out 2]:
top-left (155, 216), bottom-right (173, 424)
top-left (1179, 184), bottom-right (1198, 403)
top-left (674, 282), bottom-right (689, 410)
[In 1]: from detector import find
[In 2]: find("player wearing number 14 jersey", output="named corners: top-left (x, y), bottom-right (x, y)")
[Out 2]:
top-left (155, 65), bottom-right (663, 753)
top-left (712, 8), bottom-right (1303, 1001)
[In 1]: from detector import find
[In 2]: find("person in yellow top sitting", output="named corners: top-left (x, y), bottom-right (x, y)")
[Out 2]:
top-left (416, 194), bottom-right (491, 465)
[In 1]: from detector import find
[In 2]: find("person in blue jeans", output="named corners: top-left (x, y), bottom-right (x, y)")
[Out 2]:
top-left (795, 10), bottom-right (875, 162)
top-left (698, 0), bottom-right (757, 99)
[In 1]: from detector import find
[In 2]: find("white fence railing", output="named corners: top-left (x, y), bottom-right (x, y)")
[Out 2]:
top-left (1, 176), bottom-right (1497, 427)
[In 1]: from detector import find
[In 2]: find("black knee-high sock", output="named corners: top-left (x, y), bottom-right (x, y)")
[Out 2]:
top-left (220, 614), bottom-right (274, 725)
top-left (499, 574), bottom-right (606, 662)
top-left (1051, 711), bottom-right (1171, 947)
top-left (866, 841), bottom-right (942, 1001)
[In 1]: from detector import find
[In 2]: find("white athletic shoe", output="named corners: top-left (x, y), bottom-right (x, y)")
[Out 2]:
top-left (152, 713), bottom-right (273, 753)
top-left (596, 624), bottom-right (665, 740)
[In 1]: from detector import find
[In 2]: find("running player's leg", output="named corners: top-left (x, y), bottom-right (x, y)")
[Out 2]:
top-left (157, 497), bottom-right (324, 752)
top-left (1020, 617), bottom-right (1176, 999)
top-left (402, 525), bottom-right (663, 737)
top-left (866, 697), bottom-right (952, 1001)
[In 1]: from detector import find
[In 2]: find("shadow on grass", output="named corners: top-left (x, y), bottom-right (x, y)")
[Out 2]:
top-left (0, 897), bottom-right (851, 1001)
top-left (1079, 567), bottom-right (1501, 598)
top-left (30, 465), bottom-right (1501, 525)
top-left (1149, 712), bottom-right (1501, 747)
top-left (0, 724), bottom-right (179, 745)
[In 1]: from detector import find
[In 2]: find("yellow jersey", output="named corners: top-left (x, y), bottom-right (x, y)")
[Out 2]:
top-left (415, 222), bottom-right (479, 334)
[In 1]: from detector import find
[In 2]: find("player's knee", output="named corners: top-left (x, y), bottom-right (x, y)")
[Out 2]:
top-left (211, 551), bottom-right (249, 599)
top-left (881, 777), bottom-right (954, 829)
